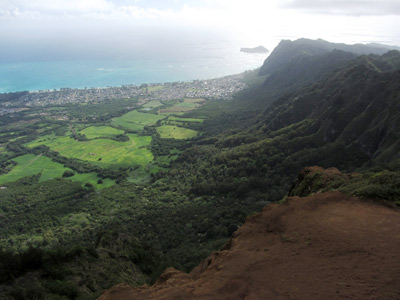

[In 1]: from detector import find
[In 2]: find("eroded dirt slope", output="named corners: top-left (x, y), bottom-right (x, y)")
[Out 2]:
top-left (99, 191), bottom-right (400, 300)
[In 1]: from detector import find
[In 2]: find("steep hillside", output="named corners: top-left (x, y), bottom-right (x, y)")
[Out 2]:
top-left (98, 169), bottom-right (400, 300)
top-left (174, 50), bottom-right (400, 211)
top-left (261, 50), bottom-right (400, 168)
top-left (262, 49), bottom-right (357, 94)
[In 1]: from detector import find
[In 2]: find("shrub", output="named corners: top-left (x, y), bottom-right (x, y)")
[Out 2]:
top-left (62, 170), bottom-right (75, 178)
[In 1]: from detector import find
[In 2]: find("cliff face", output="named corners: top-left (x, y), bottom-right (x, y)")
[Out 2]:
top-left (260, 51), bottom-right (400, 169)
top-left (98, 169), bottom-right (400, 300)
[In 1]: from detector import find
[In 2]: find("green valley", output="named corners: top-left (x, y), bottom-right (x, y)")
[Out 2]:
top-left (0, 39), bottom-right (400, 300)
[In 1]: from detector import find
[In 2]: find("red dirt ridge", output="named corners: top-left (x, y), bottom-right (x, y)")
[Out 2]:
top-left (98, 191), bottom-right (400, 300)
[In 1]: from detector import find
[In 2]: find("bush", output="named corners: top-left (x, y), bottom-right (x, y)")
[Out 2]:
top-left (62, 170), bottom-right (75, 178)
top-left (45, 280), bottom-right (78, 299)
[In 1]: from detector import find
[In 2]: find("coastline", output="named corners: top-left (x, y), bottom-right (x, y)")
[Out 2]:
top-left (0, 72), bottom-right (250, 108)
top-left (0, 52), bottom-right (268, 94)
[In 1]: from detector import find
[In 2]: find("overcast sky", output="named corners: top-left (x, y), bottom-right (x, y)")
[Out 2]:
top-left (1, 0), bottom-right (400, 60)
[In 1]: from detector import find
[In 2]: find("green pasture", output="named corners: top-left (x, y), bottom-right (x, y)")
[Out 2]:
top-left (4, 120), bottom-right (36, 131)
top-left (168, 116), bottom-right (205, 123)
top-left (143, 100), bottom-right (164, 108)
top-left (183, 98), bottom-right (206, 104)
top-left (9, 136), bottom-right (26, 142)
top-left (156, 125), bottom-right (198, 139)
top-left (111, 110), bottom-right (165, 131)
top-left (158, 99), bottom-right (204, 115)
top-left (79, 126), bottom-right (125, 139)
top-left (0, 132), bottom-right (14, 137)
top-left (26, 133), bottom-right (153, 167)
top-left (70, 172), bottom-right (115, 189)
top-left (0, 154), bottom-right (114, 188)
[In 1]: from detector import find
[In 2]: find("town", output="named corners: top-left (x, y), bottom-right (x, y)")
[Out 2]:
top-left (0, 73), bottom-right (248, 108)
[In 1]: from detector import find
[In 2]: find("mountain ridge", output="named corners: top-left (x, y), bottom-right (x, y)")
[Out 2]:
top-left (259, 38), bottom-right (400, 76)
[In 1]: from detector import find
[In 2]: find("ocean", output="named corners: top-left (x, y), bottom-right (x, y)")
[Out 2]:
top-left (0, 40), bottom-right (268, 93)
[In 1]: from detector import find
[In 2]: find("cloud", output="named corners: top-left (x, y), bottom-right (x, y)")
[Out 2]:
top-left (1, 0), bottom-right (114, 15)
top-left (281, 0), bottom-right (400, 16)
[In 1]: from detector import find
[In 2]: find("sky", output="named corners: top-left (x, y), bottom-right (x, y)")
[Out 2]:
top-left (1, 0), bottom-right (400, 61)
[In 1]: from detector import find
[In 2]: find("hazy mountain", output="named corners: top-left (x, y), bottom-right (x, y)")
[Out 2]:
top-left (262, 49), bottom-right (357, 93)
top-left (259, 38), bottom-right (398, 76)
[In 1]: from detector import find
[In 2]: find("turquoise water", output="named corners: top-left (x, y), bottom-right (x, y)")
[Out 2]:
top-left (0, 42), bottom-right (267, 93)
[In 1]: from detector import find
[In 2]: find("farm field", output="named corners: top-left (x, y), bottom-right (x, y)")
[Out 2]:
top-left (168, 116), bottom-right (205, 123)
top-left (26, 133), bottom-right (153, 167)
top-left (183, 98), bottom-right (206, 104)
top-left (156, 125), bottom-right (198, 139)
top-left (0, 154), bottom-right (114, 188)
top-left (158, 98), bottom-right (204, 115)
top-left (78, 126), bottom-right (125, 139)
top-left (162, 116), bottom-right (206, 126)
top-left (143, 100), bottom-right (164, 108)
top-left (0, 154), bottom-right (67, 184)
top-left (111, 110), bottom-right (165, 131)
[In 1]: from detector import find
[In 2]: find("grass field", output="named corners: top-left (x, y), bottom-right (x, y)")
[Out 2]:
top-left (26, 133), bottom-right (153, 167)
top-left (79, 126), bottom-right (125, 139)
top-left (0, 154), bottom-right (114, 188)
top-left (158, 98), bottom-right (204, 115)
top-left (70, 172), bottom-right (115, 189)
top-left (183, 98), bottom-right (206, 104)
top-left (143, 100), bottom-right (164, 108)
top-left (9, 136), bottom-right (27, 142)
top-left (168, 116), bottom-right (205, 123)
top-left (111, 110), bottom-right (165, 131)
top-left (156, 125), bottom-right (198, 139)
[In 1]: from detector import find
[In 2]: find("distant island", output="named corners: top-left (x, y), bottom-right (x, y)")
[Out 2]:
top-left (240, 46), bottom-right (269, 53)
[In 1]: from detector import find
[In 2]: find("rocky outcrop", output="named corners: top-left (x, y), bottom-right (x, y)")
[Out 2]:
top-left (240, 46), bottom-right (269, 53)
top-left (98, 188), bottom-right (400, 300)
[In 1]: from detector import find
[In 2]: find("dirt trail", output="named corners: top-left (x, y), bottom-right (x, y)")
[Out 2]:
top-left (99, 191), bottom-right (400, 300)
top-left (19, 154), bottom-right (42, 171)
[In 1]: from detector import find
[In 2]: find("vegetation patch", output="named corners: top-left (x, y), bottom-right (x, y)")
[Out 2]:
top-left (168, 116), bottom-right (205, 123)
top-left (143, 100), bottom-right (164, 108)
top-left (0, 154), bottom-right (69, 184)
top-left (0, 154), bottom-right (115, 188)
top-left (70, 172), bottom-right (115, 189)
top-left (26, 134), bottom-right (153, 167)
top-left (183, 98), bottom-right (206, 104)
top-left (156, 125), bottom-right (198, 139)
top-left (158, 99), bottom-right (204, 115)
top-left (111, 110), bottom-right (165, 131)
top-left (78, 126), bottom-right (125, 139)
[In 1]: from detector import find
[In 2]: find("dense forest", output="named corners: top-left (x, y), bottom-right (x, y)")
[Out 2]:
top-left (0, 39), bottom-right (399, 300)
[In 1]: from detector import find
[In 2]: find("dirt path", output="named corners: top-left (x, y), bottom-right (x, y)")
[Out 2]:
top-left (99, 191), bottom-right (400, 300)
top-left (20, 154), bottom-right (42, 171)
